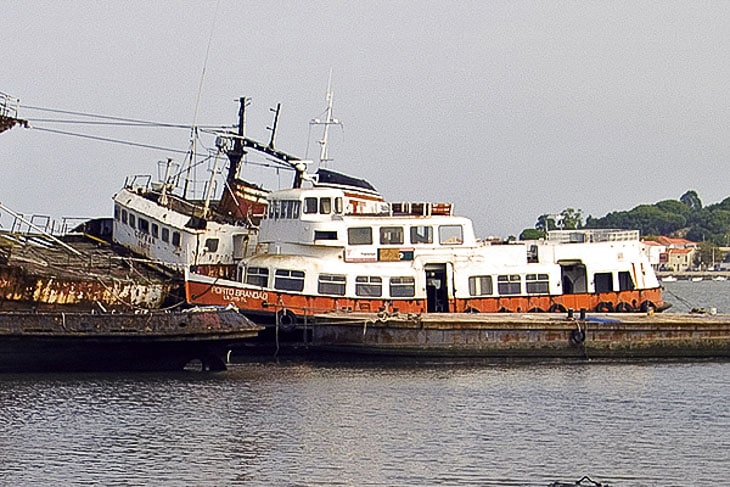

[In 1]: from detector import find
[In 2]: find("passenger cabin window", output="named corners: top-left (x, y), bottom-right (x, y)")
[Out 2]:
top-left (246, 267), bottom-right (269, 287)
top-left (121, 209), bottom-right (128, 225)
top-left (439, 225), bottom-right (463, 245)
top-left (318, 274), bottom-right (346, 296)
top-left (380, 226), bottom-right (404, 245)
top-left (594, 272), bottom-right (613, 293)
top-left (171, 231), bottom-right (181, 247)
top-left (390, 277), bottom-right (415, 297)
top-left (348, 227), bottom-right (373, 245)
top-left (304, 197), bottom-right (318, 214)
top-left (356, 276), bottom-right (382, 297)
top-left (618, 271), bottom-right (634, 291)
top-left (151, 223), bottom-right (159, 238)
top-left (526, 273), bottom-right (550, 294)
top-left (114, 205), bottom-right (120, 221)
top-left (410, 225), bottom-right (433, 244)
top-left (334, 197), bottom-right (343, 214)
top-left (128, 214), bottom-right (136, 228)
top-left (161, 227), bottom-right (170, 243)
top-left (497, 274), bottom-right (521, 295)
top-left (468, 276), bottom-right (493, 296)
top-left (274, 269), bottom-right (305, 292)
top-left (320, 197), bottom-right (332, 215)
top-left (205, 238), bottom-right (219, 253)
top-left (138, 218), bottom-right (149, 234)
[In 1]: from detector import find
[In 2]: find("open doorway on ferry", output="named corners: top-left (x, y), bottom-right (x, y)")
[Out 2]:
top-left (559, 261), bottom-right (587, 294)
top-left (425, 264), bottom-right (449, 312)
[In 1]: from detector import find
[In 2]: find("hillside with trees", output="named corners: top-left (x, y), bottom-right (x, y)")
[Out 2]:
top-left (520, 190), bottom-right (730, 248)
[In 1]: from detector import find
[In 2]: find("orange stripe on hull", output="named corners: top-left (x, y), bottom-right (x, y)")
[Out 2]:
top-left (186, 280), bottom-right (665, 317)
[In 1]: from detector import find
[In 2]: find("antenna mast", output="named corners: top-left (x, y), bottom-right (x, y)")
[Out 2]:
top-left (310, 70), bottom-right (341, 168)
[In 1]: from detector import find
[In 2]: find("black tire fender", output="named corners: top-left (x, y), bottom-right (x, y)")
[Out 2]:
top-left (549, 303), bottom-right (567, 313)
top-left (276, 309), bottom-right (297, 331)
top-left (570, 328), bottom-right (586, 345)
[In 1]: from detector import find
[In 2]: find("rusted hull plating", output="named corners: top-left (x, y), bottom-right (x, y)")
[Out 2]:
top-left (0, 266), bottom-right (178, 311)
top-left (0, 308), bottom-right (263, 372)
top-left (302, 312), bottom-right (730, 359)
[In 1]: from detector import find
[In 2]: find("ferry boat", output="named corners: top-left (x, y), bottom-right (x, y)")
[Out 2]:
top-left (111, 97), bottom-right (275, 279)
top-left (185, 166), bottom-right (666, 324)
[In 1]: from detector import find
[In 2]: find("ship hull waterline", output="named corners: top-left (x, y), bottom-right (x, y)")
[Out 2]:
top-left (0, 309), bottom-right (263, 372)
top-left (280, 312), bottom-right (730, 359)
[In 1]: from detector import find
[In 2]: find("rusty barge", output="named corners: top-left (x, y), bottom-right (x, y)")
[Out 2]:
top-left (291, 310), bottom-right (730, 359)
top-left (0, 205), bottom-right (263, 372)
top-left (0, 307), bottom-right (263, 372)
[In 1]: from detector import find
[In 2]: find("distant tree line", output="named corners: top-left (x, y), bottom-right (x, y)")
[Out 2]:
top-left (519, 190), bottom-right (730, 248)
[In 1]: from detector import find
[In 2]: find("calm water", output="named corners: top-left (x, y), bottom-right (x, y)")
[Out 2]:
top-left (1, 283), bottom-right (729, 486)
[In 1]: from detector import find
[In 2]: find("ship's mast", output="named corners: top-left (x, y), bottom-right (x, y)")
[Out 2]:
top-left (310, 71), bottom-right (341, 168)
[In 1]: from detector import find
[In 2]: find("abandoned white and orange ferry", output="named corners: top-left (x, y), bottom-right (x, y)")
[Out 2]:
top-left (184, 165), bottom-right (667, 324)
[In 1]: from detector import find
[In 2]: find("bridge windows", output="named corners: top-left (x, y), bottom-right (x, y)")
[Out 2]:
top-left (171, 231), bottom-right (181, 248)
top-left (304, 197), bottom-right (318, 214)
top-left (319, 197), bottom-right (332, 215)
top-left (268, 200), bottom-right (301, 220)
top-left (161, 227), bottom-right (170, 243)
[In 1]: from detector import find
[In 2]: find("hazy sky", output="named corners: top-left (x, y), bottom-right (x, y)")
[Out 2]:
top-left (2, 1), bottom-right (729, 237)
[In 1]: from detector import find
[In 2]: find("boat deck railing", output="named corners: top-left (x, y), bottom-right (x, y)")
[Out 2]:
top-left (546, 229), bottom-right (640, 243)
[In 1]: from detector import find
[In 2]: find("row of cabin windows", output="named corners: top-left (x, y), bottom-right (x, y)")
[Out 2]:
top-left (468, 271), bottom-right (635, 297)
top-left (267, 197), bottom-right (345, 220)
top-left (468, 274), bottom-right (550, 296)
top-left (245, 267), bottom-right (416, 298)
top-left (347, 225), bottom-right (463, 246)
top-left (115, 204), bottom-right (200, 249)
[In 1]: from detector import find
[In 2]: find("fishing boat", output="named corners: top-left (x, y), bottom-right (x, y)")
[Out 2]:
top-left (111, 97), bottom-right (271, 280)
top-left (660, 275), bottom-right (677, 282)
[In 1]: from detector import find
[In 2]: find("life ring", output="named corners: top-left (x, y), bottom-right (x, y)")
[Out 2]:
top-left (276, 309), bottom-right (297, 331)
top-left (640, 300), bottom-right (656, 313)
top-left (548, 303), bottom-right (567, 313)
top-left (570, 328), bottom-right (586, 345)
top-left (595, 302), bottom-right (614, 313)
top-left (615, 302), bottom-right (634, 313)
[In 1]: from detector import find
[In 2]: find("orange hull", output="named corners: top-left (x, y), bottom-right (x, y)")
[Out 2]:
top-left (186, 279), bottom-right (665, 321)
